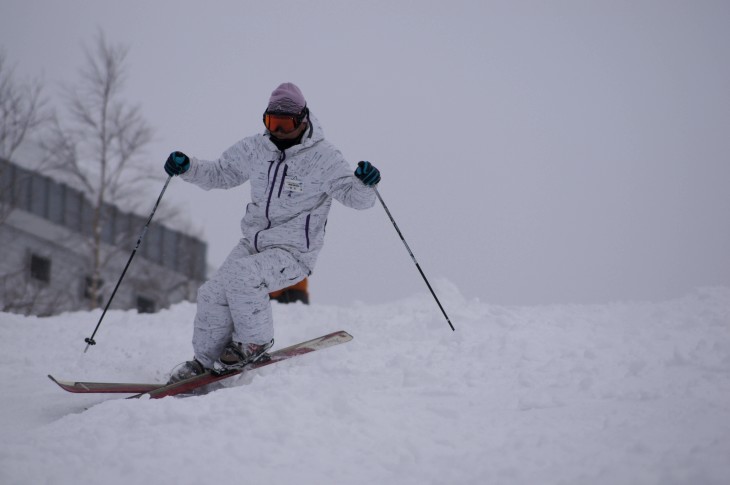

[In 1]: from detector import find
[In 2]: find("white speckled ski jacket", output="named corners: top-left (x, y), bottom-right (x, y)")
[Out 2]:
top-left (180, 114), bottom-right (376, 273)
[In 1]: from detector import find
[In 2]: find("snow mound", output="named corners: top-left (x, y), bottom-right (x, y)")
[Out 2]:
top-left (1, 284), bottom-right (729, 484)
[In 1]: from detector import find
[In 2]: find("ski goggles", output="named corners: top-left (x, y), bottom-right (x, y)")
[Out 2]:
top-left (263, 108), bottom-right (308, 134)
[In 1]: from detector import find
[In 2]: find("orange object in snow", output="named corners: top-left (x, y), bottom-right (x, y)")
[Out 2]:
top-left (270, 278), bottom-right (309, 304)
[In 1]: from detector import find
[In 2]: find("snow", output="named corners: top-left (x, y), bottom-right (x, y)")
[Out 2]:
top-left (1, 283), bottom-right (730, 485)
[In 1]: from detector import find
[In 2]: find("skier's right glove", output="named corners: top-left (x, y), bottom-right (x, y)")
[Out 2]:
top-left (164, 151), bottom-right (191, 176)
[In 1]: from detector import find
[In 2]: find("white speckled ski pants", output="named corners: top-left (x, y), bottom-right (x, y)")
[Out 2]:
top-left (192, 239), bottom-right (307, 368)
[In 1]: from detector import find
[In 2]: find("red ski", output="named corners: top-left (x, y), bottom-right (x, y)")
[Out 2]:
top-left (49, 330), bottom-right (352, 399)
top-left (48, 376), bottom-right (159, 394)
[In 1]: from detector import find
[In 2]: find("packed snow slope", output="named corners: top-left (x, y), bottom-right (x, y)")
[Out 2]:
top-left (1, 283), bottom-right (729, 485)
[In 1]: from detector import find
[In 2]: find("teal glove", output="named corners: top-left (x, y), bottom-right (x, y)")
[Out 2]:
top-left (164, 151), bottom-right (190, 176)
top-left (355, 161), bottom-right (380, 186)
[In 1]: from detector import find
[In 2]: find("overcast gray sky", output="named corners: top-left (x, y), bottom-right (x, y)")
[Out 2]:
top-left (2, 0), bottom-right (729, 307)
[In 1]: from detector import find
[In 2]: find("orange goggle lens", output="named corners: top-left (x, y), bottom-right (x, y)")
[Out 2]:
top-left (263, 113), bottom-right (300, 133)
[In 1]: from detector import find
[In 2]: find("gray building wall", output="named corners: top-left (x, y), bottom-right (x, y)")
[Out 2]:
top-left (0, 158), bottom-right (206, 316)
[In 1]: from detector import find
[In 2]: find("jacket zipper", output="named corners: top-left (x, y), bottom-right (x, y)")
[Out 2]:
top-left (277, 164), bottom-right (288, 198)
top-left (255, 151), bottom-right (286, 252)
top-left (305, 214), bottom-right (311, 249)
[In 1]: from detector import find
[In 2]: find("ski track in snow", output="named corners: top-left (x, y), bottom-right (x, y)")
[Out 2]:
top-left (1, 282), bottom-right (729, 485)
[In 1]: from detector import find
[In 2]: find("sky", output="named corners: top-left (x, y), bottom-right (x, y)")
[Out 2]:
top-left (1, 0), bottom-right (729, 307)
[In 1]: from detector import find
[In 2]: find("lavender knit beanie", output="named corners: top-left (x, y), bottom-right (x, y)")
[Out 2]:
top-left (267, 82), bottom-right (307, 114)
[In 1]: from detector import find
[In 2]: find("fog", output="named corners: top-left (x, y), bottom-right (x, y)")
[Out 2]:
top-left (2, 0), bottom-right (728, 306)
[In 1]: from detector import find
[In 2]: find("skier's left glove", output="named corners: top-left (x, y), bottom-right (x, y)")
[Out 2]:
top-left (354, 161), bottom-right (380, 186)
top-left (164, 151), bottom-right (190, 176)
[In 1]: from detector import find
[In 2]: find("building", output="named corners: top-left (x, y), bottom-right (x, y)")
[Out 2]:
top-left (0, 157), bottom-right (206, 316)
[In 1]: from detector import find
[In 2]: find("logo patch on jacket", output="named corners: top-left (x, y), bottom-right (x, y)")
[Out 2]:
top-left (283, 176), bottom-right (303, 193)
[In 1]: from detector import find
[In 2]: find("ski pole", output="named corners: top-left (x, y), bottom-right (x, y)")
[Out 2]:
top-left (83, 175), bottom-right (173, 352)
top-left (374, 187), bottom-right (455, 331)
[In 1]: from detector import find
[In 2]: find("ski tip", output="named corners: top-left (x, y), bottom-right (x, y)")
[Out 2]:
top-left (48, 374), bottom-right (71, 389)
top-left (48, 374), bottom-right (73, 388)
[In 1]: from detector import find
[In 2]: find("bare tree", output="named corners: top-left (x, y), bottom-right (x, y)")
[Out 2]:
top-left (40, 32), bottom-right (154, 309)
top-left (0, 50), bottom-right (50, 226)
top-left (0, 50), bottom-right (54, 314)
top-left (0, 264), bottom-right (75, 316)
top-left (0, 50), bottom-right (50, 161)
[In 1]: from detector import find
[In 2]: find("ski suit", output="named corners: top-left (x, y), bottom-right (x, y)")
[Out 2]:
top-left (180, 114), bottom-right (376, 368)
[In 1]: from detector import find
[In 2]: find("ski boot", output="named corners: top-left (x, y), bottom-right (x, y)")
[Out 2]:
top-left (214, 339), bottom-right (274, 373)
top-left (167, 358), bottom-right (207, 384)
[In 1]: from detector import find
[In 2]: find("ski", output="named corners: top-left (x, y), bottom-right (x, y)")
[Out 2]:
top-left (134, 330), bottom-right (352, 399)
top-left (49, 330), bottom-right (352, 399)
top-left (47, 375), bottom-right (159, 394)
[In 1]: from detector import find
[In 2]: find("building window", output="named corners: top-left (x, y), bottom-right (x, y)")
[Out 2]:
top-left (84, 276), bottom-right (104, 300)
top-left (30, 254), bottom-right (51, 283)
top-left (137, 296), bottom-right (156, 314)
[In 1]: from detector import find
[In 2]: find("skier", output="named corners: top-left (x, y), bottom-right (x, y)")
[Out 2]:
top-left (164, 82), bottom-right (381, 383)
